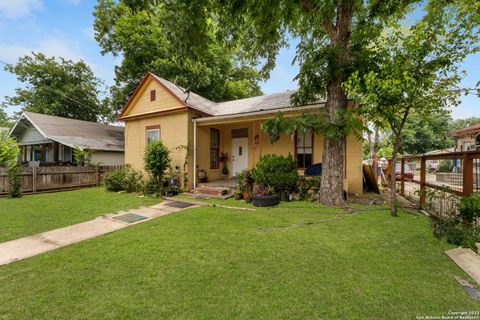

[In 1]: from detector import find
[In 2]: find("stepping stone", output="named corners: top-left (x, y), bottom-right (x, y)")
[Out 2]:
top-left (112, 213), bottom-right (148, 224)
top-left (446, 247), bottom-right (480, 285)
top-left (454, 276), bottom-right (480, 300)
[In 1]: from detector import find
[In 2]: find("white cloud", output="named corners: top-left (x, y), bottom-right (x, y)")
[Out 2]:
top-left (0, 0), bottom-right (42, 19)
top-left (0, 36), bottom-right (83, 63)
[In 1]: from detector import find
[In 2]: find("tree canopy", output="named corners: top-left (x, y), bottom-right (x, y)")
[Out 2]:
top-left (343, 2), bottom-right (478, 215)
top-left (2, 53), bottom-right (110, 122)
top-left (93, 0), bottom-right (263, 113)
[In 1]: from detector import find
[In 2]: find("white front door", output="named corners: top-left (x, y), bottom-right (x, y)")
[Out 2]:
top-left (232, 137), bottom-right (248, 176)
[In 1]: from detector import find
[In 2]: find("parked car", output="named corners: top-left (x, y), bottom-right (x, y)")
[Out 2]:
top-left (395, 163), bottom-right (414, 181)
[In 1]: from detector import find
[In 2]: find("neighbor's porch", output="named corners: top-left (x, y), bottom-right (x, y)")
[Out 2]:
top-left (19, 141), bottom-right (74, 166)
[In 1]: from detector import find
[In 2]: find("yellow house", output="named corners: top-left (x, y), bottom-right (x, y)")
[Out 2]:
top-left (119, 72), bottom-right (363, 194)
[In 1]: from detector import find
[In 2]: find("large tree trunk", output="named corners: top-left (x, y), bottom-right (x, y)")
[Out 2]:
top-left (317, 1), bottom-right (354, 207)
top-left (319, 79), bottom-right (347, 207)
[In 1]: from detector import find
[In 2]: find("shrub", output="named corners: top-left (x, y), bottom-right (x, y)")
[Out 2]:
top-left (7, 163), bottom-right (21, 198)
top-left (438, 160), bottom-right (453, 173)
top-left (143, 176), bottom-right (162, 197)
top-left (0, 132), bottom-right (21, 198)
top-left (459, 193), bottom-right (480, 226)
top-left (144, 141), bottom-right (171, 192)
top-left (431, 193), bottom-right (480, 250)
top-left (252, 154), bottom-right (298, 194)
top-left (103, 167), bottom-right (143, 193)
top-left (296, 176), bottom-right (321, 201)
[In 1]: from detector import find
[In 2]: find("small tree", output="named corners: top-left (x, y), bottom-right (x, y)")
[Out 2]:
top-left (0, 132), bottom-right (21, 198)
top-left (344, 10), bottom-right (477, 216)
top-left (144, 141), bottom-right (171, 194)
top-left (73, 147), bottom-right (95, 166)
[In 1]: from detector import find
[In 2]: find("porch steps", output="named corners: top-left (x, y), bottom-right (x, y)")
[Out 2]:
top-left (446, 247), bottom-right (480, 285)
top-left (193, 186), bottom-right (231, 197)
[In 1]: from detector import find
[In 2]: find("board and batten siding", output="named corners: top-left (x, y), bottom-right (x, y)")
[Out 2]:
top-left (19, 126), bottom-right (47, 145)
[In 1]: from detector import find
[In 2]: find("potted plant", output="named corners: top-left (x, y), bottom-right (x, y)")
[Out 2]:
top-left (244, 192), bottom-right (252, 203)
top-left (219, 152), bottom-right (230, 177)
top-left (234, 189), bottom-right (243, 200)
top-left (251, 154), bottom-right (298, 207)
top-left (197, 168), bottom-right (207, 182)
top-left (237, 169), bottom-right (254, 199)
top-left (252, 184), bottom-right (280, 207)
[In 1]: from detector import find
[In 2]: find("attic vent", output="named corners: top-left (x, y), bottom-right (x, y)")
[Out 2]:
top-left (150, 90), bottom-right (156, 101)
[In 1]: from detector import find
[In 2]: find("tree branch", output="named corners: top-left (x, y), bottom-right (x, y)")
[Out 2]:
top-left (300, 0), bottom-right (336, 39)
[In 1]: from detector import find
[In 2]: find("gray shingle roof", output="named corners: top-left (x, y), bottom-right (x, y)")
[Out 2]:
top-left (150, 73), bottom-right (324, 116)
top-left (16, 112), bottom-right (124, 152)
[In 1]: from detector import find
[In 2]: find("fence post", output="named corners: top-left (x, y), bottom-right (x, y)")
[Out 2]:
top-left (95, 165), bottom-right (100, 186)
top-left (463, 153), bottom-right (473, 196)
top-left (420, 156), bottom-right (426, 208)
top-left (400, 158), bottom-right (405, 196)
top-left (32, 166), bottom-right (37, 193)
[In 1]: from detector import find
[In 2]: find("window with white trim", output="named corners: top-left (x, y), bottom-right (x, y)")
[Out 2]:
top-left (146, 127), bottom-right (160, 144)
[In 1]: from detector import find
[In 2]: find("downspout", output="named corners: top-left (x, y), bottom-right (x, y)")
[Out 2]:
top-left (193, 118), bottom-right (197, 189)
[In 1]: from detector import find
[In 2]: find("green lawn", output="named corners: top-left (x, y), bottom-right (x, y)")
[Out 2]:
top-left (0, 199), bottom-right (478, 319)
top-left (0, 187), bottom-right (160, 243)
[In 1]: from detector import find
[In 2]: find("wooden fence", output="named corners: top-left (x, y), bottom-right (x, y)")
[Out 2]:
top-left (387, 150), bottom-right (480, 215)
top-left (0, 165), bottom-right (123, 196)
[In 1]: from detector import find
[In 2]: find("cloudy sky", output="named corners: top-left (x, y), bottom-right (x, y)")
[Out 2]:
top-left (0, 0), bottom-right (478, 119)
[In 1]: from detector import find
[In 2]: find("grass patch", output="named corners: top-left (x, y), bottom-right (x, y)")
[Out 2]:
top-left (0, 203), bottom-right (478, 319)
top-left (0, 187), bottom-right (160, 242)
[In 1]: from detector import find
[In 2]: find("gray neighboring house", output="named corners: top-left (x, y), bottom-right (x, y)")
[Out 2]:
top-left (9, 112), bottom-right (125, 166)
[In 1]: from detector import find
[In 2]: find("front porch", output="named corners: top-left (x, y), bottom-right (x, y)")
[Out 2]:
top-left (190, 109), bottom-right (364, 195)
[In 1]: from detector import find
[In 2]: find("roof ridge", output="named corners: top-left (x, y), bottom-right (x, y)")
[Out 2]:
top-left (23, 111), bottom-right (122, 128)
top-left (149, 73), bottom-right (216, 104)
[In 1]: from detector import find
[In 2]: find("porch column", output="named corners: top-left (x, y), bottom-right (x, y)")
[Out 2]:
top-left (193, 119), bottom-right (197, 189)
top-left (54, 142), bottom-right (59, 163)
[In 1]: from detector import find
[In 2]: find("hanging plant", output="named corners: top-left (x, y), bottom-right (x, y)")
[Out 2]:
top-left (261, 112), bottom-right (285, 144)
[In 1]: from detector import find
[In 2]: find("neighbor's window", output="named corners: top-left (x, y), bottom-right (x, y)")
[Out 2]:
top-left (210, 128), bottom-right (220, 169)
top-left (146, 126), bottom-right (160, 144)
top-left (296, 131), bottom-right (313, 169)
top-left (150, 89), bottom-right (156, 101)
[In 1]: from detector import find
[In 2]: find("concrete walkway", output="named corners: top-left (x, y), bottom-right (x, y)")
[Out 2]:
top-left (446, 247), bottom-right (480, 285)
top-left (0, 200), bottom-right (199, 267)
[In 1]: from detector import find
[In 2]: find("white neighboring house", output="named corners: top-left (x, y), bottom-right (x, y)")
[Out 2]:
top-left (9, 112), bottom-right (125, 166)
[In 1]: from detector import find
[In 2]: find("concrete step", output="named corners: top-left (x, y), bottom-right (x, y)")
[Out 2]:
top-left (194, 186), bottom-right (230, 196)
top-left (446, 247), bottom-right (480, 285)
